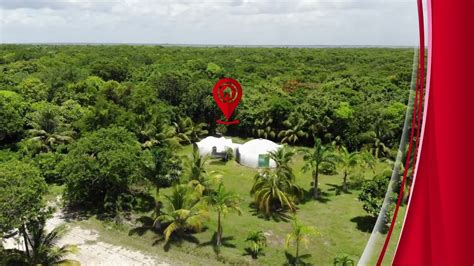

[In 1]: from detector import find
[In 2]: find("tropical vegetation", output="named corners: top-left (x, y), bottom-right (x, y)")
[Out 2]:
top-left (0, 44), bottom-right (414, 264)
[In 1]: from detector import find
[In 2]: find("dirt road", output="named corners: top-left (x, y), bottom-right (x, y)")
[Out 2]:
top-left (3, 202), bottom-right (170, 266)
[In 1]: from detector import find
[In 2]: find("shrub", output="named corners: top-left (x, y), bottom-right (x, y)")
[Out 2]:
top-left (245, 230), bottom-right (267, 259)
top-left (222, 148), bottom-right (234, 162)
top-left (358, 174), bottom-right (397, 223)
top-left (333, 254), bottom-right (355, 266)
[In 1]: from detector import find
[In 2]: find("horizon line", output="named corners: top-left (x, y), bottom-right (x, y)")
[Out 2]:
top-left (0, 42), bottom-right (418, 48)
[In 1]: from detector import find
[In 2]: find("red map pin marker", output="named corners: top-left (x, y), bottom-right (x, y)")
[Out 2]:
top-left (213, 78), bottom-right (242, 125)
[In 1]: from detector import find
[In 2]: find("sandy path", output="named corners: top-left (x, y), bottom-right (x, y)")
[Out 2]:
top-left (3, 202), bottom-right (170, 266)
top-left (48, 210), bottom-right (169, 266)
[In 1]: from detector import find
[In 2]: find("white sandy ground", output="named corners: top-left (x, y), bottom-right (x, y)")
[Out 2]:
top-left (2, 199), bottom-right (171, 266)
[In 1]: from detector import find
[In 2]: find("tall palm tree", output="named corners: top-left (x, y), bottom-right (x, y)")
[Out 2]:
top-left (245, 230), bottom-right (267, 259)
top-left (285, 217), bottom-right (318, 265)
top-left (269, 146), bottom-right (295, 181)
top-left (173, 116), bottom-right (208, 144)
top-left (204, 183), bottom-right (241, 246)
top-left (25, 218), bottom-right (78, 265)
top-left (156, 185), bottom-right (209, 244)
top-left (301, 138), bottom-right (338, 199)
top-left (278, 118), bottom-right (308, 144)
top-left (337, 147), bottom-right (359, 192)
top-left (250, 170), bottom-right (302, 216)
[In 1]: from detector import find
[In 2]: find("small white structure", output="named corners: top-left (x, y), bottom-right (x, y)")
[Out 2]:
top-left (195, 136), bottom-right (239, 159)
top-left (237, 139), bottom-right (281, 168)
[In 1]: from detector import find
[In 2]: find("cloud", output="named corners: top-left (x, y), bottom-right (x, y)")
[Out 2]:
top-left (0, 0), bottom-right (420, 45)
top-left (0, 0), bottom-right (117, 11)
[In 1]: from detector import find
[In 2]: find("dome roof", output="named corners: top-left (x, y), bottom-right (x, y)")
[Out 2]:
top-left (195, 136), bottom-right (239, 157)
top-left (238, 138), bottom-right (280, 153)
top-left (196, 136), bottom-right (232, 147)
top-left (237, 139), bottom-right (281, 168)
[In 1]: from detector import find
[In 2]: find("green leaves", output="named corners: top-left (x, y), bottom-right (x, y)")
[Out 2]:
top-left (16, 77), bottom-right (49, 103)
top-left (245, 230), bottom-right (267, 259)
top-left (301, 138), bottom-right (338, 198)
top-left (26, 216), bottom-right (78, 265)
top-left (358, 174), bottom-right (396, 224)
top-left (285, 217), bottom-right (319, 249)
top-left (206, 62), bottom-right (223, 78)
top-left (0, 160), bottom-right (47, 232)
top-left (205, 183), bottom-right (242, 217)
top-left (335, 102), bottom-right (354, 120)
top-left (250, 169), bottom-right (302, 216)
top-left (60, 127), bottom-right (144, 214)
top-left (173, 116), bottom-right (208, 144)
top-left (285, 216), bottom-right (319, 262)
top-left (335, 146), bottom-right (360, 192)
top-left (157, 185), bottom-right (209, 244)
top-left (205, 183), bottom-right (241, 246)
top-left (0, 90), bottom-right (27, 141)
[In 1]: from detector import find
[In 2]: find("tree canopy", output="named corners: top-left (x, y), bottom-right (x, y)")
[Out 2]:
top-left (0, 160), bottom-right (47, 232)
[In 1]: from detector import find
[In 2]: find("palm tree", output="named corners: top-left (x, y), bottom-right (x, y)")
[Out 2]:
top-left (26, 105), bottom-right (74, 152)
top-left (333, 254), bottom-right (355, 266)
top-left (360, 149), bottom-right (377, 174)
top-left (278, 118), bottom-right (308, 144)
top-left (185, 149), bottom-right (221, 194)
top-left (253, 115), bottom-right (277, 140)
top-left (25, 218), bottom-right (78, 265)
top-left (301, 138), bottom-right (338, 199)
top-left (141, 124), bottom-right (181, 150)
top-left (245, 230), bottom-right (267, 259)
top-left (373, 137), bottom-right (391, 159)
top-left (250, 170), bottom-right (302, 216)
top-left (156, 185), bottom-right (209, 244)
top-left (187, 148), bottom-right (208, 182)
top-left (337, 147), bottom-right (359, 192)
top-left (285, 217), bottom-right (318, 265)
top-left (204, 183), bottom-right (242, 246)
top-left (367, 117), bottom-right (393, 159)
top-left (173, 116), bottom-right (208, 144)
top-left (269, 146), bottom-right (295, 181)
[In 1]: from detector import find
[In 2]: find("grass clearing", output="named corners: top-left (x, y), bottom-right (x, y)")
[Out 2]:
top-left (70, 144), bottom-right (402, 265)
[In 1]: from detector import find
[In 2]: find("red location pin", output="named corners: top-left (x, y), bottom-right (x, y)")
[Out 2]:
top-left (213, 78), bottom-right (242, 125)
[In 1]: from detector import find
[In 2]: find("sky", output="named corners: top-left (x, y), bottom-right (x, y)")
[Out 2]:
top-left (0, 0), bottom-right (421, 46)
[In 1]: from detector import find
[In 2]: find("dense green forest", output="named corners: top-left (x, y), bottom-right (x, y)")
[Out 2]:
top-left (0, 45), bottom-right (413, 265)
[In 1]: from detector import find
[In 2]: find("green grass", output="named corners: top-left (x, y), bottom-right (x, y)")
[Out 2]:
top-left (73, 144), bottom-right (403, 265)
top-left (45, 184), bottom-right (65, 203)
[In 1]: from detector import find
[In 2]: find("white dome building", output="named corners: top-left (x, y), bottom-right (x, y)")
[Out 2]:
top-left (195, 136), bottom-right (239, 159)
top-left (236, 139), bottom-right (281, 168)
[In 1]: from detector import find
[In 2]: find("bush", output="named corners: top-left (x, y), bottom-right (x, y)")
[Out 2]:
top-left (349, 174), bottom-right (365, 189)
top-left (320, 161), bottom-right (337, 175)
top-left (333, 254), bottom-right (355, 266)
top-left (222, 148), bottom-right (234, 162)
top-left (245, 230), bottom-right (267, 259)
top-left (358, 174), bottom-right (397, 223)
